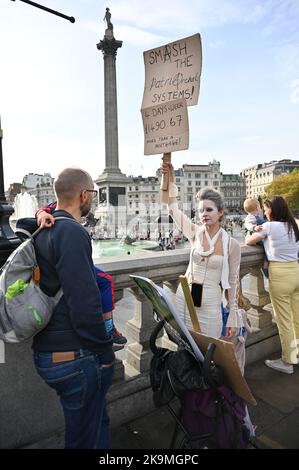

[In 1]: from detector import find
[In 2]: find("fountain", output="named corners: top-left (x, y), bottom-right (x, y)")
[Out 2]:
top-left (9, 192), bottom-right (38, 230)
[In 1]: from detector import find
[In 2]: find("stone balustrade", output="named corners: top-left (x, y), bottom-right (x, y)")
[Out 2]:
top-left (0, 245), bottom-right (280, 448)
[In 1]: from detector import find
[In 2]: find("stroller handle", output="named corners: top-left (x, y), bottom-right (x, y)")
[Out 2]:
top-left (203, 343), bottom-right (224, 389)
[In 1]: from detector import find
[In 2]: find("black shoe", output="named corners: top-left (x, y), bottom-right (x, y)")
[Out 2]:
top-left (112, 326), bottom-right (127, 345)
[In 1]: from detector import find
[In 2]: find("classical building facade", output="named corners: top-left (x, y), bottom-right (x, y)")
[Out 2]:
top-left (125, 160), bottom-right (246, 223)
top-left (7, 183), bottom-right (22, 205)
top-left (241, 159), bottom-right (299, 199)
top-left (127, 176), bottom-right (159, 218)
top-left (22, 172), bottom-right (55, 207)
top-left (181, 160), bottom-right (221, 210)
top-left (220, 174), bottom-right (246, 213)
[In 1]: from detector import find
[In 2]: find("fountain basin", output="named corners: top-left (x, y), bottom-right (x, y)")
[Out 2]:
top-left (131, 240), bottom-right (160, 251)
top-left (92, 239), bottom-right (160, 258)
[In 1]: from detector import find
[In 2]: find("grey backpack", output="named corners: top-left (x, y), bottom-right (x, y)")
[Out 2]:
top-left (0, 217), bottom-right (72, 343)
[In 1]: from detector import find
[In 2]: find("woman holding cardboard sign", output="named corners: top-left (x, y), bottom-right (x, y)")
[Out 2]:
top-left (161, 163), bottom-right (242, 340)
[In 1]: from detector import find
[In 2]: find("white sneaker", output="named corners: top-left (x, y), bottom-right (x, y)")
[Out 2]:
top-left (264, 358), bottom-right (293, 374)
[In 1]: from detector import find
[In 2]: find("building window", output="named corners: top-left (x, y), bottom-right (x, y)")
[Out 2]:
top-left (205, 181), bottom-right (208, 186)
top-left (129, 187), bottom-right (132, 191)
top-left (136, 211), bottom-right (139, 214)
top-left (152, 186), bottom-right (155, 190)
top-left (187, 196), bottom-right (192, 202)
top-left (188, 173), bottom-right (191, 178)
top-left (188, 181), bottom-right (192, 186)
top-left (205, 174), bottom-right (208, 178)
top-left (176, 178), bottom-right (180, 183)
top-left (135, 187), bottom-right (139, 191)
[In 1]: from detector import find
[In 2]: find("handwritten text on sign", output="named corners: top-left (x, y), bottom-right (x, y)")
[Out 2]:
top-left (141, 99), bottom-right (189, 155)
top-left (142, 33), bottom-right (202, 109)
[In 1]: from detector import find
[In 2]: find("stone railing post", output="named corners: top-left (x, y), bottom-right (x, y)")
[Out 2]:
top-left (242, 266), bottom-right (272, 329)
top-left (124, 286), bottom-right (158, 373)
top-left (112, 287), bottom-right (125, 382)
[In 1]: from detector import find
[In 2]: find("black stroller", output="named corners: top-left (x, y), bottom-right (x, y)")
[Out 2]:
top-left (131, 274), bottom-right (254, 449)
top-left (149, 318), bottom-right (251, 449)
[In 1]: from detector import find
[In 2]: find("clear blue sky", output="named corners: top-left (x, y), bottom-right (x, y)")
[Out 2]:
top-left (0, 0), bottom-right (298, 188)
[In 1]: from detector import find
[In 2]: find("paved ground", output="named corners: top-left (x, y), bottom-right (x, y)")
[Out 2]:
top-left (111, 352), bottom-right (299, 449)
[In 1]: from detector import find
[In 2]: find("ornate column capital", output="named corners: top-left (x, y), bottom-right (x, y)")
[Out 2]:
top-left (97, 37), bottom-right (123, 57)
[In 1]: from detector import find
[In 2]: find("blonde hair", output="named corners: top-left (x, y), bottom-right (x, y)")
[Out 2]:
top-left (243, 198), bottom-right (260, 213)
top-left (196, 187), bottom-right (225, 221)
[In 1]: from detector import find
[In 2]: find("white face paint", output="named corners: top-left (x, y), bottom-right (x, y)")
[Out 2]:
top-left (198, 199), bottom-right (223, 227)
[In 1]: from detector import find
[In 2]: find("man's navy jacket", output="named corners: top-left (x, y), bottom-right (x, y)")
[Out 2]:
top-left (20, 210), bottom-right (114, 364)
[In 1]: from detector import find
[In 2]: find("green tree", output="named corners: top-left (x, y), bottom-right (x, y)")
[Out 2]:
top-left (265, 169), bottom-right (299, 210)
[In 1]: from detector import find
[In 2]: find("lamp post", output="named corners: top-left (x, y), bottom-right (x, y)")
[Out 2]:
top-left (10, 0), bottom-right (75, 23)
top-left (0, 116), bottom-right (21, 267)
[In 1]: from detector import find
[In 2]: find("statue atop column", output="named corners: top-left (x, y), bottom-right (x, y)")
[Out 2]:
top-left (103, 7), bottom-right (113, 31)
top-left (98, 6), bottom-right (122, 52)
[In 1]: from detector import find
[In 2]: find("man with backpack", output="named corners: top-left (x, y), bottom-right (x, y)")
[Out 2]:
top-left (32, 167), bottom-right (115, 449)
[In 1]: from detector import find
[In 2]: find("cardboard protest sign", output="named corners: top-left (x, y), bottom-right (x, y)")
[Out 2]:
top-left (142, 33), bottom-right (202, 109)
top-left (141, 98), bottom-right (189, 155)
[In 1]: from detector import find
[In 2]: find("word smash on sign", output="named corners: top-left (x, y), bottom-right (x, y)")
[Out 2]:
top-left (148, 41), bottom-right (190, 66)
top-left (143, 35), bottom-right (202, 108)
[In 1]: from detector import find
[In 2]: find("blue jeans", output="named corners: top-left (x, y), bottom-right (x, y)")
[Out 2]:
top-left (34, 349), bottom-right (114, 449)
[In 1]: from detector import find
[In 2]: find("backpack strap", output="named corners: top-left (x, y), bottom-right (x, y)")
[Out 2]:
top-left (32, 217), bottom-right (80, 302)
top-left (31, 216), bottom-right (80, 239)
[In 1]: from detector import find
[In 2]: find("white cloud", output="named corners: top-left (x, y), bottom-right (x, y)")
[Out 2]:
top-left (82, 21), bottom-right (166, 47)
top-left (1, 0), bottom-right (299, 189)
top-left (275, 43), bottom-right (299, 82)
top-left (290, 79), bottom-right (299, 104)
top-left (263, 0), bottom-right (299, 36)
top-left (108, 0), bottom-right (269, 32)
top-left (208, 39), bottom-right (224, 49)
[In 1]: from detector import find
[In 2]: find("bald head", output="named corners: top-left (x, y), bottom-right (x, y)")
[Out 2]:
top-left (54, 168), bottom-right (93, 202)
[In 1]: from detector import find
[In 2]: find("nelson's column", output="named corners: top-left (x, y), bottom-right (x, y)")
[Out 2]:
top-left (95, 8), bottom-right (130, 237)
